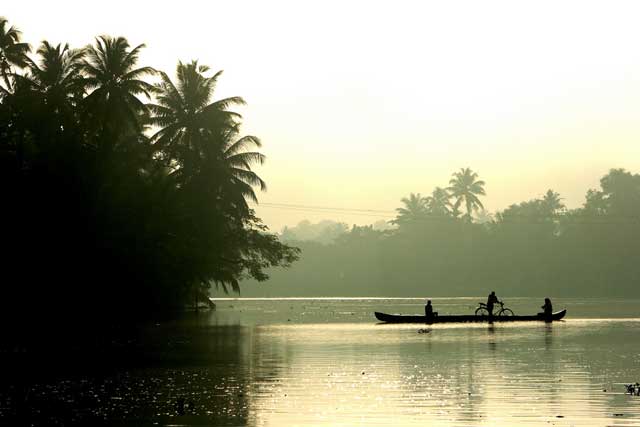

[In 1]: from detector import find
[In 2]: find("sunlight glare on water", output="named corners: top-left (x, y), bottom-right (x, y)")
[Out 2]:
top-left (5, 297), bottom-right (640, 426)
top-left (202, 298), bottom-right (640, 426)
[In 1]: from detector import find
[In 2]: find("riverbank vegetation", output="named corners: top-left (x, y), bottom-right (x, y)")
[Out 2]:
top-left (0, 18), bottom-right (299, 328)
top-left (259, 168), bottom-right (640, 297)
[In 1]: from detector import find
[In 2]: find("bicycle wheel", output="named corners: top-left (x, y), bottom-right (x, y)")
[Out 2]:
top-left (475, 307), bottom-right (490, 316)
top-left (499, 308), bottom-right (514, 316)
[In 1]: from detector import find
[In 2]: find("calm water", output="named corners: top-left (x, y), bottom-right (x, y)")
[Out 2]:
top-left (3, 297), bottom-right (640, 426)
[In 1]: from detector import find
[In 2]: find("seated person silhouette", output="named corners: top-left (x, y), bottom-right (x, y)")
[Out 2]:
top-left (425, 300), bottom-right (438, 323)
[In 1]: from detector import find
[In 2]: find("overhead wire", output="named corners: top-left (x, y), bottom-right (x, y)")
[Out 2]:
top-left (251, 201), bottom-right (640, 225)
top-left (257, 202), bottom-right (395, 219)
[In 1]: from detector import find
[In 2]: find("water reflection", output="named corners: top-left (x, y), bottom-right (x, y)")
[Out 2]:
top-left (3, 299), bottom-right (640, 426)
top-left (544, 324), bottom-right (553, 349)
top-left (0, 323), bottom-right (265, 426)
top-left (238, 320), bottom-right (640, 426)
top-left (487, 324), bottom-right (497, 351)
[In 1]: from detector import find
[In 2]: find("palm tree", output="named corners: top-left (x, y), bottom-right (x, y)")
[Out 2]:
top-left (82, 36), bottom-right (155, 146)
top-left (448, 168), bottom-right (486, 221)
top-left (23, 41), bottom-right (85, 116)
top-left (393, 193), bottom-right (428, 224)
top-left (425, 186), bottom-right (452, 216)
top-left (208, 123), bottom-right (267, 209)
top-left (150, 60), bottom-right (244, 166)
top-left (0, 17), bottom-right (30, 89)
top-left (150, 60), bottom-right (264, 211)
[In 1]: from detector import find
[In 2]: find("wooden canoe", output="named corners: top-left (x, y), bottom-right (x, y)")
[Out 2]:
top-left (374, 309), bottom-right (567, 323)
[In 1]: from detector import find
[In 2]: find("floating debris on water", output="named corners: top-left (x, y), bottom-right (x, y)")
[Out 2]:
top-left (624, 383), bottom-right (640, 396)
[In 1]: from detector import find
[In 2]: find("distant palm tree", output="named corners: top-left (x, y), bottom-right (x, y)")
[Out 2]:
top-left (82, 36), bottom-right (155, 145)
top-left (393, 193), bottom-right (428, 224)
top-left (425, 186), bottom-right (452, 216)
top-left (448, 168), bottom-right (486, 221)
top-left (0, 17), bottom-right (30, 88)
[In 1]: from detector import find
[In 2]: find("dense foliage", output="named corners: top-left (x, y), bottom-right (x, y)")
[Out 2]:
top-left (245, 168), bottom-right (640, 297)
top-left (0, 18), bottom-right (299, 322)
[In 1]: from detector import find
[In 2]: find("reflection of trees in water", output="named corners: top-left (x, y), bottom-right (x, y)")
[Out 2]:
top-left (12, 318), bottom-right (622, 426)
top-left (148, 320), bottom-right (640, 425)
top-left (7, 311), bottom-right (640, 425)
top-left (193, 320), bottom-right (640, 425)
top-left (0, 315), bottom-right (291, 426)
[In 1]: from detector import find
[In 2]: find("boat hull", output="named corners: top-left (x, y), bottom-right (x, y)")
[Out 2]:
top-left (374, 309), bottom-right (567, 323)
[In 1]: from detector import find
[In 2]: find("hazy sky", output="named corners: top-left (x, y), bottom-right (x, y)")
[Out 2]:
top-left (6, 1), bottom-right (640, 230)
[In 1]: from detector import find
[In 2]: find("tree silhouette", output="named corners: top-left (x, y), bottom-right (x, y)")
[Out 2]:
top-left (0, 17), bottom-right (30, 89)
top-left (150, 60), bottom-right (263, 213)
top-left (0, 20), bottom-right (299, 323)
top-left (150, 60), bottom-right (243, 154)
top-left (24, 42), bottom-right (85, 107)
top-left (82, 36), bottom-right (155, 148)
top-left (425, 186), bottom-right (452, 216)
top-left (597, 168), bottom-right (640, 216)
top-left (448, 168), bottom-right (486, 221)
top-left (393, 192), bottom-right (428, 224)
top-left (541, 189), bottom-right (565, 217)
top-left (240, 168), bottom-right (640, 299)
top-left (19, 41), bottom-right (86, 145)
top-left (214, 124), bottom-right (267, 209)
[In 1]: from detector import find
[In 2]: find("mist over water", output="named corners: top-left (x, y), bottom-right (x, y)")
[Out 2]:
top-left (4, 297), bottom-right (640, 426)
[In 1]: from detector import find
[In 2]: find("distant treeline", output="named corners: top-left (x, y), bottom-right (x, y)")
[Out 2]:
top-left (280, 220), bottom-right (393, 245)
top-left (0, 18), bottom-right (298, 326)
top-left (243, 168), bottom-right (640, 297)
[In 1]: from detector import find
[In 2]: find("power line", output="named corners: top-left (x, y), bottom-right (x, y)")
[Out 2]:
top-left (259, 202), bottom-right (395, 214)
top-left (257, 205), bottom-right (394, 219)
top-left (256, 204), bottom-right (395, 219)
top-left (252, 201), bottom-right (640, 225)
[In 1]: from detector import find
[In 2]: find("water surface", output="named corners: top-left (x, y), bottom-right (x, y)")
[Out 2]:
top-left (3, 297), bottom-right (640, 426)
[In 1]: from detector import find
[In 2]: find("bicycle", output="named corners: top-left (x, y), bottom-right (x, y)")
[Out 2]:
top-left (475, 301), bottom-right (514, 316)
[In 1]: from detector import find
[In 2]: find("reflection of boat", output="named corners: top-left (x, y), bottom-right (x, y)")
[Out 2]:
top-left (374, 309), bottom-right (567, 324)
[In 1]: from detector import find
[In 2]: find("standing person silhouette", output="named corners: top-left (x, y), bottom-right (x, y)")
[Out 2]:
top-left (541, 298), bottom-right (553, 319)
top-left (486, 291), bottom-right (499, 317)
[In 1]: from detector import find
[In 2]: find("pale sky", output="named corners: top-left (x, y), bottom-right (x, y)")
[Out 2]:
top-left (6, 1), bottom-right (640, 230)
